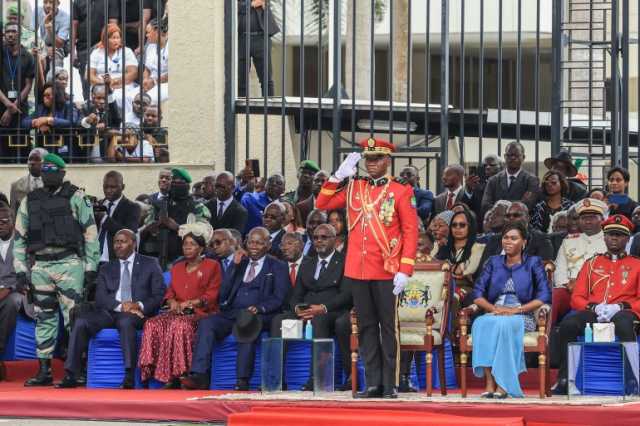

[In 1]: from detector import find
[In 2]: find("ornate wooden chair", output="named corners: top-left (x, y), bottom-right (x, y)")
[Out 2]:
top-left (457, 262), bottom-right (554, 398)
top-left (350, 261), bottom-right (451, 396)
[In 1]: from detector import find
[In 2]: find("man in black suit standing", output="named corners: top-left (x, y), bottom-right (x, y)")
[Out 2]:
top-left (181, 227), bottom-right (289, 390)
top-left (271, 224), bottom-right (352, 391)
top-left (400, 165), bottom-right (434, 223)
top-left (263, 202), bottom-right (287, 260)
top-left (481, 141), bottom-right (540, 216)
top-left (433, 165), bottom-right (472, 215)
top-left (206, 171), bottom-right (248, 234)
top-left (465, 155), bottom-right (502, 232)
top-left (56, 229), bottom-right (165, 389)
top-left (149, 169), bottom-right (172, 204)
top-left (96, 171), bottom-right (141, 265)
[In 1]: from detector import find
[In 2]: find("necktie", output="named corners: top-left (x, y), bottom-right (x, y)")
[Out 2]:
top-left (446, 192), bottom-right (455, 210)
top-left (98, 202), bottom-right (115, 250)
top-left (120, 261), bottom-right (132, 302)
top-left (508, 175), bottom-right (516, 188)
top-left (318, 259), bottom-right (328, 279)
top-left (244, 261), bottom-right (258, 282)
top-left (222, 258), bottom-right (229, 271)
top-left (218, 201), bottom-right (225, 218)
top-left (289, 263), bottom-right (297, 286)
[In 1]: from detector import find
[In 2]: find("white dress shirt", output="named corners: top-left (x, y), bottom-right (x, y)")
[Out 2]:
top-left (314, 251), bottom-right (335, 280)
top-left (217, 197), bottom-right (233, 217)
top-left (0, 237), bottom-right (11, 262)
top-left (243, 255), bottom-right (267, 282)
top-left (29, 174), bottom-right (43, 190)
top-left (100, 196), bottom-right (123, 263)
top-left (506, 169), bottom-right (522, 188)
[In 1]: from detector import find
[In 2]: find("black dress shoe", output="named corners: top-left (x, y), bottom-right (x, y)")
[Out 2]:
top-left (76, 371), bottom-right (87, 386)
top-left (55, 374), bottom-right (80, 389)
top-left (398, 374), bottom-right (417, 393)
top-left (551, 379), bottom-right (568, 396)
top-left (234, 378), bottom-right (250, 391)
top-left (180, 373), bottom-right (209, 390)
top-left (355, 386), bottom-right (383, 398)
top-left (383, 386), bottom-right (398, 399)
top-left (300, 379), bottom-right (314, 392)
top-left (163, 378), bottom-right (181, 389)
top-left (337, 377), bottom-right (352, 392)
top-left (25, 359), bottom-right (53, 387)
top-left (120, 374), bottom-right (135, 389)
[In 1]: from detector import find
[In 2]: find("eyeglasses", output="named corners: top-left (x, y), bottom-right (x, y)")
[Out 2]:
top-left (450, 222), bottom-right (468, 229)
top-left (312, 234), bottom-right (333, 241)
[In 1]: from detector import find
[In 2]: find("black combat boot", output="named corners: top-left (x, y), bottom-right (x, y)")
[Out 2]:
top-left (25, 358), bottom-right (53, 386)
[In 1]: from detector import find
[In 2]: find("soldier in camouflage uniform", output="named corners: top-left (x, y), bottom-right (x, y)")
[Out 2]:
top-left (140, 168), bottom-right (210, 269)
top-left (13, 153), bottom-right (99, 386)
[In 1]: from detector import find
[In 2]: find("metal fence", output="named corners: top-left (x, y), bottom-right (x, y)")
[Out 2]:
top-left (0, 0), bottom-right (168, 164)
top-left (225, 0), bottom-right (640, 194)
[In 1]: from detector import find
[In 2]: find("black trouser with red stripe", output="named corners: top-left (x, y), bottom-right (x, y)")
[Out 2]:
top-left (350, 279), bottom-right (399, 389)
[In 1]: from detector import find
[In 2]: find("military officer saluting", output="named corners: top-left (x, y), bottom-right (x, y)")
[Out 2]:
top-left (13, 154), bottom-right (100, 386)
top-left (553, 198), bottom-right (608, 324)
top-left (316, 138), bottom-right (418, 399)
top-left (553, 214), bottom-right (640, 395)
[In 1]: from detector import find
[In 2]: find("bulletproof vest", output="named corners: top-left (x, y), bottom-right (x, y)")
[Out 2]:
top-left (26, 182), bottom-right (84, 254)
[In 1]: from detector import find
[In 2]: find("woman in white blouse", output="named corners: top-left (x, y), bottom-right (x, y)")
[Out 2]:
top-left (89, 23), bottom-right (139, 111)
top-left (143, 17), bottom-right (169, 104)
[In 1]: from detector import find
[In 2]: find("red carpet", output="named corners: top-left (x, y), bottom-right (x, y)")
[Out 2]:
top-left (0, 360), bottom-right (638, 424)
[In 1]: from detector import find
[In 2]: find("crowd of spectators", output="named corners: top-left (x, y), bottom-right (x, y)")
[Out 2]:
top-left (0, 0), bottom-right (169, 164)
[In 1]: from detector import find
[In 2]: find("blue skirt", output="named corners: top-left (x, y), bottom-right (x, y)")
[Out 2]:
top-left (471, 314), bottom-right (526, 397)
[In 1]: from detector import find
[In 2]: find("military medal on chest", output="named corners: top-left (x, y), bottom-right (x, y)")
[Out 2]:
top-left (379, 192), bottom-right (395, 226)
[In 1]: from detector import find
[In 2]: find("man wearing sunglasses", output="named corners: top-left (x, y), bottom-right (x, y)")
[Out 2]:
top-left (316, 138), bottom-right (418, 399)
top-left (13, 153), bottom-right (100, 386)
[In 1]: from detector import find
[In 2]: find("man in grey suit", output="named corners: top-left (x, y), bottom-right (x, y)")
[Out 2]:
top-left (481, 141), bottom-right (540, 218)
top-left (9, 148), bottom-right (47, 213)
top-left (433, 165), bottom-right (473, 215)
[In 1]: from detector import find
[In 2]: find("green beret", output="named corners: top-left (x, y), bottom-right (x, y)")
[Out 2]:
top-left (171, 168), bottom-right (192, 183)
top-left (43, 153), bottom-right (66, 169)
top-left (300, 160), bottom-right (320, 173)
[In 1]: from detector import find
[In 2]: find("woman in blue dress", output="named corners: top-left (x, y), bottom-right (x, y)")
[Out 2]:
top-left (471, 222), bottom-right (551, 398)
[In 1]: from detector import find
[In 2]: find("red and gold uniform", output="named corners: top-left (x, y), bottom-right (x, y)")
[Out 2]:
top-left (316, 175), bottom-right (418, 280)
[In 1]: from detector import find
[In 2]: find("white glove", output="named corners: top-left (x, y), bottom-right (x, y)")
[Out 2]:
top-left (602, 304), bottom-right (622, 322)
top-left (333, 152), bottom-right (361, 181)
top-left (392, 272), bottom-right (409, 296)
top-left (594, 303), bottom-right (607, 316)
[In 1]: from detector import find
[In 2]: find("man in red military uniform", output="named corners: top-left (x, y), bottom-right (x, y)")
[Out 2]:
top-left (316, 138), bottom-right (418, 398)
top-left (553, 214), bottom-right (640, 395)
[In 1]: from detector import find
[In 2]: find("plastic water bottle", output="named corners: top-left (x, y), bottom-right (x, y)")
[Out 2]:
top-left (584, 323), bottom-right (593, 343)
top-left (305, 322), bottom-right (313, 340)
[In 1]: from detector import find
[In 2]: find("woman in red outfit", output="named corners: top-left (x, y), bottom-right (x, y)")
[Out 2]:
top-left (139, 221), bottom-right (221, 388)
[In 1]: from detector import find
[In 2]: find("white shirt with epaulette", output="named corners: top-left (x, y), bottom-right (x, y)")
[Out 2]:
top-left (553, 231), bottom-right (607, 288)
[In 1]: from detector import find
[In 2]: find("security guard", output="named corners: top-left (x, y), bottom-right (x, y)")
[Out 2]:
top-left (316, 138), bottom-right (418, 398)
top-left (553, 198), bottom-right (607, 324)
top-left (13, 154), bottom-right (100, 386)
top-left (141, 168), bottom-right (211, 269)
top-left (283, 160), bottom-right (320, 204)
top-left (553, 214), bottom-right (640, 395)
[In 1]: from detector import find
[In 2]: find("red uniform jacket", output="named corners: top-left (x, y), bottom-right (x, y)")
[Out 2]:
top-left (316, 176), bottom-right (418, 280)
top-left (571, 254), bottom-right (640, 318)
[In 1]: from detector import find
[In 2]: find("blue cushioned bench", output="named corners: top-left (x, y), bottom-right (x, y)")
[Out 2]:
top-left (2, 313), bottom-right (66, 361)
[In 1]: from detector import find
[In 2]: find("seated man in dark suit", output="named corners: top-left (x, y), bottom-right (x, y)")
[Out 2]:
top-left (210, 228), bottom-right (237, 278)
top-left (56, 229), bottom-right (165, 389)
top-left (263, 201), bottom-right (287, 260)
top-left (481, 141), bottom-right (540, 217)
top-left (206, 171), bottom-right (248, 234)
top-left (271, 224), bottom-right (352, 391)
top-left (180, 227), bottom-right (289, 391)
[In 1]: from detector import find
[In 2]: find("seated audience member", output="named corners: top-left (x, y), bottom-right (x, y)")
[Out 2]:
top-left (281, 200), bottom-right (305, 234)
top-left (280, 232), bottom-right (304, 289)
top-left (9, 148), bottom-right (47, 213)
top-left (271, 224), bottom-right (352, 391)
top-left (466, 155), bottom-right (503, 232)
top-left (587, 188), bottom-right (607, 203)
top-left (481, 202), bottom-right (555, 263)
top-left (553, 215), bottom-right (640, 395)
top-left (606, 167), bottom-right (637, 219)
top-left (566, 205), bottom-right (581, 235)
top-left (0, 203), bottom-right (32, 379)
top-left (483, 200), bottom-right (511, 237)
top-left (33, 0), bottom-right (70, 60)
top-left (139, 222), bottom-right (221, 388)
top-left (57, 229), bottom-right (165, 389)
top-left (96, 171), bottom-right (141, 264)
top-left (141, 105), bottom-right (167, 161)
top-left (206, 171), bottom-right (248, 234)
top-left (481, 141), bottom-right (540, 216)
top-left (263, 202), bottom-right (287, 259)
top-left (180, 227), bottom-right (289, 391)
top-left (400, 165), bottom-right (434, 222)
top-left (89, 24), bottom-right (139, 114)
top-left (297, 170), bottom-right (330, 224)
top-left (107, 125), bottom-right (155, 163)
top-left (142, 17), bottom-right (169, 104)
top-left (530, 171), bottom-right (573, 233)
top-left (471, 222), bottom-right (551, 398)
top-left (284, 160), bottom-right (320, 204)
top-left (22, 82), bottom-right (80, 160)
top-left (436, 208), bottom-right (485, 308)
top-left (544, 151), bottom-right (587, 202)
top-left (302, 209), bottom-right (328, 256)
top-left (80, 83), bottom-right (121, 161)
top-left (228, 228), bottom-right (244, 251)
top-left (327, 208), bottom-right (348, 253)
top-left (428, 211), bottom-right (453, 257)
top-left (209, 229), bottom-right (237, 275)
top-left (125, 93), bottom-right (152, 127)
top-left (552, 199), bottom-right (606, 325)
top-left (434, 165), bottom-right (471, 215)
top-left (241, 174), bottom-right (286, 233)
